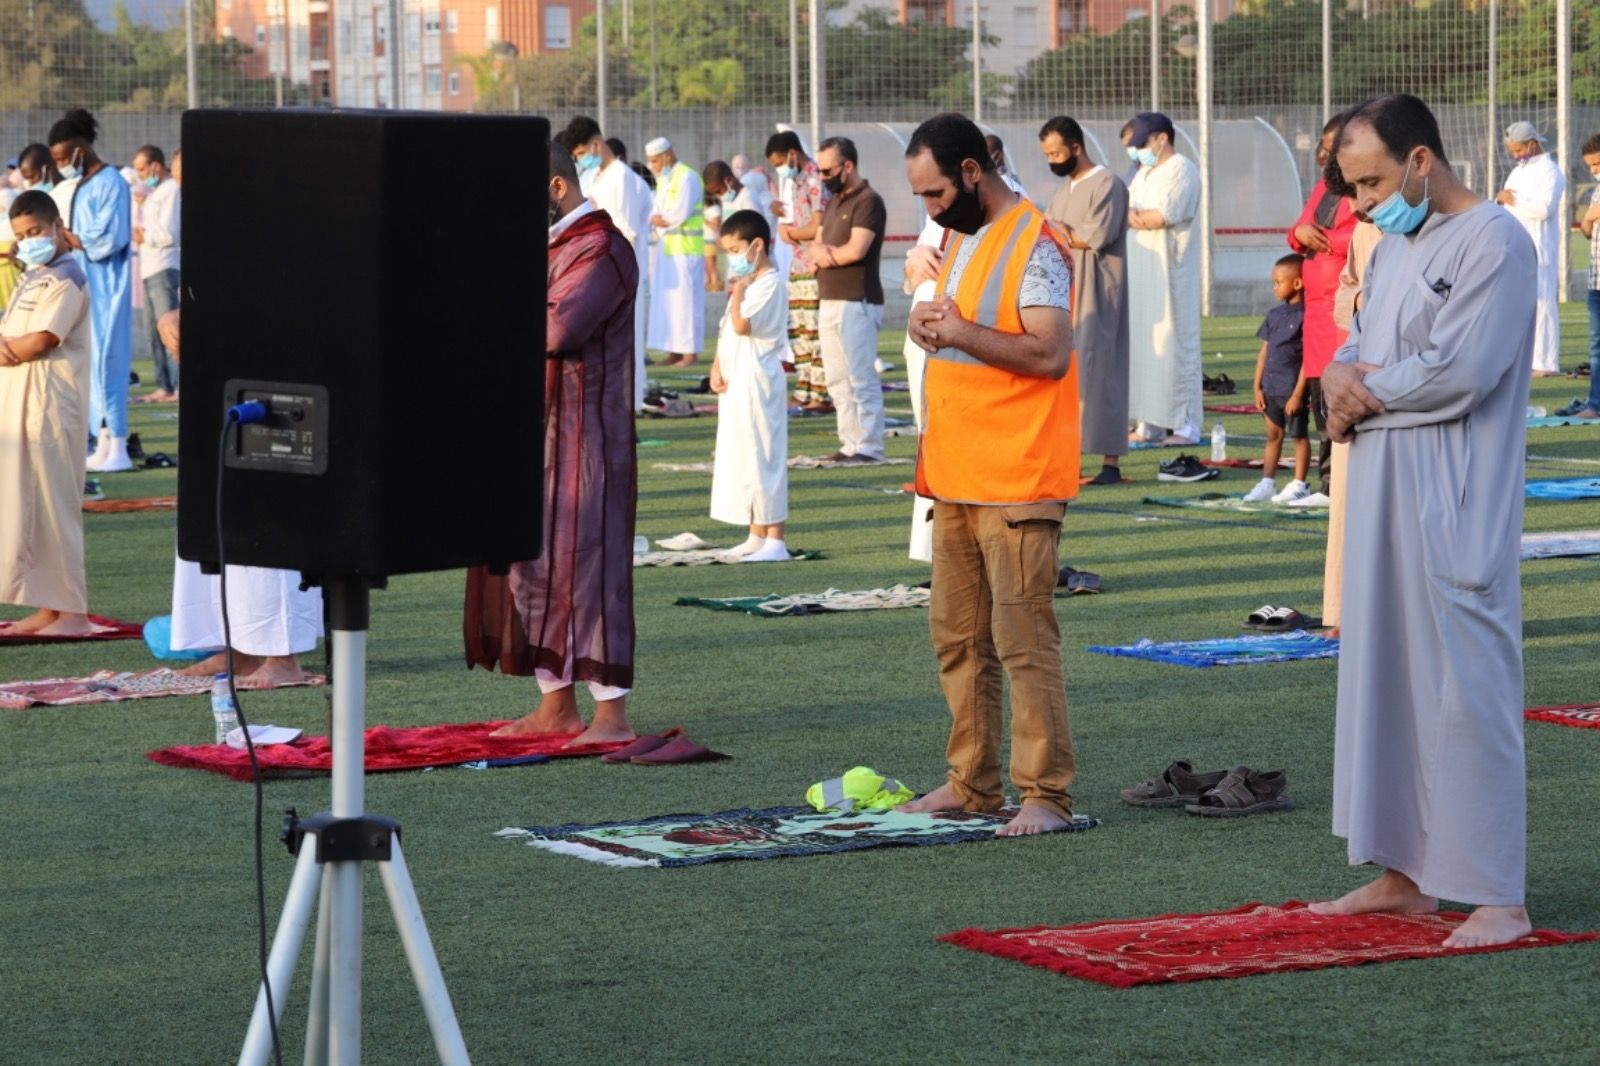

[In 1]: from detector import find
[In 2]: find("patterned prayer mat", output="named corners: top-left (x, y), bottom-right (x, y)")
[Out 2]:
top-left (1524, 703), bottom-right (1600, 730)
top-left (634, 548), bottom-right (824, 568)
top-left (496, 805), bottom-right (1100, 868)
top-left (0, 668), bottom-right (325, 710)
top-left (1520, 531), bottom-right (1600, 559)
top-left (938, 901), bottom-right (1596, 988)
top-left (1527, 415), bottom-right (1600, 429)
top-left (82, 496), bottom-right (178, 513)
top-left (1203, 404), bottom-right (1260, 414)
top-left (1526, 478), bottom-right (1600, 501)
top-left (0, 616), bottom-right (145, 645)
top-left (147, 721), bottom-right (628, 781)
top-left (677, 585), bottom-right (931, 616)
top-left (1142, 494), bottom-right (1329, 518)
top-left (1089, 630), bottom-right (1338, 668)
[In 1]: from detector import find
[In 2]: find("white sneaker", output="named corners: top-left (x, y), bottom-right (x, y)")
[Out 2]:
top-left (88, 437), bottom-right (135, 473)
top-left (1242, 477), bottom-right (1277, 503)
top-left (1272, 479), bottom-right (1310, 504)
top-left (1286, 491), bottom-right (1331, 508)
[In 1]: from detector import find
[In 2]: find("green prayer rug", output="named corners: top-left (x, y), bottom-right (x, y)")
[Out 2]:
top-left (1142, 494), bottom-right (1329, 519)
top-left (496, 805), bottom-right (1099, 868)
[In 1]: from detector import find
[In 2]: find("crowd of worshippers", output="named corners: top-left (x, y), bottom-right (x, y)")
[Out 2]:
top-left (0, 96), bottom-right (1574, 947)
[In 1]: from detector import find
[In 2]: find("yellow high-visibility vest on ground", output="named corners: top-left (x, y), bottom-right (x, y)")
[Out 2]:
top-left (806, 767), bottom-right (917, 813)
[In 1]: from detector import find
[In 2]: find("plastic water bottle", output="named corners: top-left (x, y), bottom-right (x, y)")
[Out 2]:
top-left (1527, 405), bottom-right (1547, 419)
top-left (211, 673), bottom-right (239, 745)
top-left (1210, 422), bottom-right (1227, 462)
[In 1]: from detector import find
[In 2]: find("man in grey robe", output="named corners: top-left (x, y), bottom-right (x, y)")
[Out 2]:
top-left (1315, 94), bottom-right (1534, 948)
top-left (1040, 115), bottom-right (1129, 484)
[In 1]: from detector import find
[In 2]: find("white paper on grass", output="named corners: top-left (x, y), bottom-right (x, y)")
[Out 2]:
top-left (225, 724), bottom-right (305, 749)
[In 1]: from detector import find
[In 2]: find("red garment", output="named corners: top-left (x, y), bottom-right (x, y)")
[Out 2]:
top-left (1285, 180), bottom-right (1357, 379)
top-left (486, 208), bottom-right (641, 689)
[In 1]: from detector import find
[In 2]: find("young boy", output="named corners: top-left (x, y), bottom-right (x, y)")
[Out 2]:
top-left (709, 210), bottom-right (791, 563)
top-left (0, 190), bottom-right (96, 636)
top-left (1245, 254), bottom-right (1310, 503)
top-left (1569, 133), bottom-right (1600, 420)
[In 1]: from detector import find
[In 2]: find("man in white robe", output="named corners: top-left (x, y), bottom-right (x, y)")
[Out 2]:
top-left (1123, 112), bottom-right (1202, 445)
top-left (1314, 94), bottom-right (1535, 949)
top-left (645, 138), bottom-right (706, 367)
top-left (1495, 120), bottom-right (1565, 376)
top-left (561, 117), bottom-right (653, 409)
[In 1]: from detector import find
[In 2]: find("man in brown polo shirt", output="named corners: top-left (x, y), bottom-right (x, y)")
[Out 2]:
top-left (811, 136), bottom-right (888, 462)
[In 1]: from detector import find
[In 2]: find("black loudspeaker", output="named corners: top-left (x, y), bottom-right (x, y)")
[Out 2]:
top-left (176, 109), bottom-right (548, 580)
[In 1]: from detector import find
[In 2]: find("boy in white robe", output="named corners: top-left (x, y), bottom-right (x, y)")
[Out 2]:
top-left (709, 210), bottom-right (790, 563)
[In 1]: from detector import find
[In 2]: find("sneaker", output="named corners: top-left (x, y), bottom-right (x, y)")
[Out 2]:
top-left (1286, 491), bottom-right (1331, 508)
top-left (1555, 398), bottom-right (1587, 417)
top-left (1156, 455), bottom-right (1219, 483)
top-left (83, 478), bottom-right (104, 501)
top-left (1271, 479), bottom-right (1310, 504)
top-left (1242, 477), bottom-right (1277, 502)
top-left (126, 433), bottom-right (145, 460)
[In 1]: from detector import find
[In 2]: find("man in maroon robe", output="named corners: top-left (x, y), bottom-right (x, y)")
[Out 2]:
top-left (471, 145), bottom-right (640, 746)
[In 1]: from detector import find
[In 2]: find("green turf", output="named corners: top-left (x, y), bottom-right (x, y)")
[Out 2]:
top-left (4, 309), bottom-right (1599, 1064)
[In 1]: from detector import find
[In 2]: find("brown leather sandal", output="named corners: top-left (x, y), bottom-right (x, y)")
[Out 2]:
top-left (1119, 760), bottom-right (1229, 808)
top-left (1184, 766), bottom-right (1294, 817)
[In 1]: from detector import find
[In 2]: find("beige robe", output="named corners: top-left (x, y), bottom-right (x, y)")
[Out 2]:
top-left (0, 256), bottom-right (92, 612)
top-left (1048, 165), bottom-right (1129, 457)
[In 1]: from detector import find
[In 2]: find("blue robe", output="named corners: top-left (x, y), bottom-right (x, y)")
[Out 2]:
top-left (70, 166), bottom-right (133, 440)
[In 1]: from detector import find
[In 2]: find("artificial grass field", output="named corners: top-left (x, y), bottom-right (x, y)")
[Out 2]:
top-left (3, 309), bottom-right (1599, 1064)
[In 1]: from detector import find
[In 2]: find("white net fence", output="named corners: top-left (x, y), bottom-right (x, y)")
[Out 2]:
top-left (2, 0), bottom-right (1587, 311)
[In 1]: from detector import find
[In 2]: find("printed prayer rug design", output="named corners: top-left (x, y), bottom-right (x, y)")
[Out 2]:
top-left (1142, 494), bottom-right (1328, 518)
top-left (1526, 478), bottom-right (1600, 501)
top-left (1203, 404), bottom-right (1260, 414)
top-left (1519, 531), bottom-right (1600, 559)
top-left (1524, 703), bottom-right (1600, 730)
top-left (82, 496), bottom-right (178, 513)
top-left (0, 616), bottom-right (145, 645)
top-left (0, 668), bottom-right (325, 710)
top-left (676, 585), bottom-right (932, 616)
top-left (1527, 415), bottom-right (1600, 429)
top-left (1089, 631), bottom-right (1338, 668)
top-left (938, 901), bottom-right (1597, 987)
top-left (147, 721), bottom-right (628, 781)
top-left (634, 549), bottom-right (823, 568)
top-left (496, 805), bottom-right (1100, 868)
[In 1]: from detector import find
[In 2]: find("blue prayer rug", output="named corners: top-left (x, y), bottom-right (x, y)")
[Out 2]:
top-left (1526, 478), bottom-right (1600, 501)
top-left (1088, 630), bottom-right (1339, 669)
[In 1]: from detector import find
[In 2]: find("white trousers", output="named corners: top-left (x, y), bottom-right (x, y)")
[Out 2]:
top-left (818, 298), bottom-right (885, 459)
top-left (170, 558), bottom-right (324, 657)
top-left (534, 620), bottom-right (630, 701)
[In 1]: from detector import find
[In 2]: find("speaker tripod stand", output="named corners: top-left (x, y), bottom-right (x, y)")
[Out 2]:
top-left (240, 579), bottom-right (470, 1065)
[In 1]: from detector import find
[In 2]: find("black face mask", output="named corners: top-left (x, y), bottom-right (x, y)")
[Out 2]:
top-left (822, 173), bottom-right (845, 195)
top-left (932, 176), bottom-right (985, 235)
top-left (1048, 154), bottom-right (1077, 178)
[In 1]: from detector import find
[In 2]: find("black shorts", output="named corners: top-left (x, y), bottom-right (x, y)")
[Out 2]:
top-left (1263, 395), bottom-right (1309, 439)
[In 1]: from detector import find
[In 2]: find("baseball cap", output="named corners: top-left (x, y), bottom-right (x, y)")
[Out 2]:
top-left (1503, 120), bottom-right (1545, 144)
top-left (1127, 112), bottom-right (1176, 148)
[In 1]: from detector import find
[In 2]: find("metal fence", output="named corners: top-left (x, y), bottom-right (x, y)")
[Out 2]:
top-left (5, 0), bottom-right (1586, 314)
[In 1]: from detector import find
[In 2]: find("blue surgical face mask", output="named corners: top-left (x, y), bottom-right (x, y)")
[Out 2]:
top-left (720, 187), bottom-right (738, 206)
top-left (1368, 154), bottom-right (1430, 236)
top-left (576, 152), bottom-right (600, 173)
top-left (27, 180), bottom-right (53, 194)
top-left (726, 242), bottom-right (760, 278)
top-left (143, 174), bottom-right (160, 189)
top-left (1136, 147), bottom-right (1160, 168)
top-left (57, 150), bottom-right (81, 182)
top-left (774, 163), bottom-right (796, 181)
top-left (16, 234), bottom-right (57, 267)
top-left (1125, 146), bottom-right (1140, 163)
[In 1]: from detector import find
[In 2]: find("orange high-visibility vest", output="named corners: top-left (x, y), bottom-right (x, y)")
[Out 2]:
top-left (914, 200), bottom-right (1080, 505)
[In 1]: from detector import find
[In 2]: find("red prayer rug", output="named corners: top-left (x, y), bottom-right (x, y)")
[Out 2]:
top-left (0, 668), bottom-right (324, 710)
top-left (0, 616), bottom-right (144, 645)
top-left (147, 720), bottom-right (631, 781)
top-left (83, 496), bottom-right (177, 513)
top-left (1524, 703), bottom-right (1600, 730)
top-left (1203, 403), bottom-right (1259, 414)
top-left (938, 901), bottom-right (1596, 988)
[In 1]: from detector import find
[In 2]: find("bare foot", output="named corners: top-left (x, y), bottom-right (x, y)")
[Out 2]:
top-left (177, 651), bottom-right (263, 678)
top-left (490, 687), bottom-right (584, 737)
top-left (34, 612), bottom-right (100, 637)
top-left (900, 782), bottom-right (965, 814)
top-left (1308, 869), bottom-right (1439, 917)
top-left (1, 609), bottom-right (59, 635)
top-left (1442, 905), bottom-right (1533, 948)
top-left (567, 696), bottom-right (636, 748)
top-left (996, 801), bottom-right (1074, 837)
top-left (238, 655), bottom-right (308, 690)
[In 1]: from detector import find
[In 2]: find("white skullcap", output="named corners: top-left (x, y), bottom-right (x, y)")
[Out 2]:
top-left (645, 137), bottom-right (672, 157)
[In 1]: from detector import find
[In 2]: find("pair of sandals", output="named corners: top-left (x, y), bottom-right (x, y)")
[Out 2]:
top-left (601, 729), bottom-right (729, 765)
top-left (1202, 373), bottom-right (1237, 396)
top-left (1245, 605), bottom-right (1319, 631)
top-left (1057, 566), bottom-right (1102, 595)
top-left (1119, 760), bottom-right (1294, 817)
